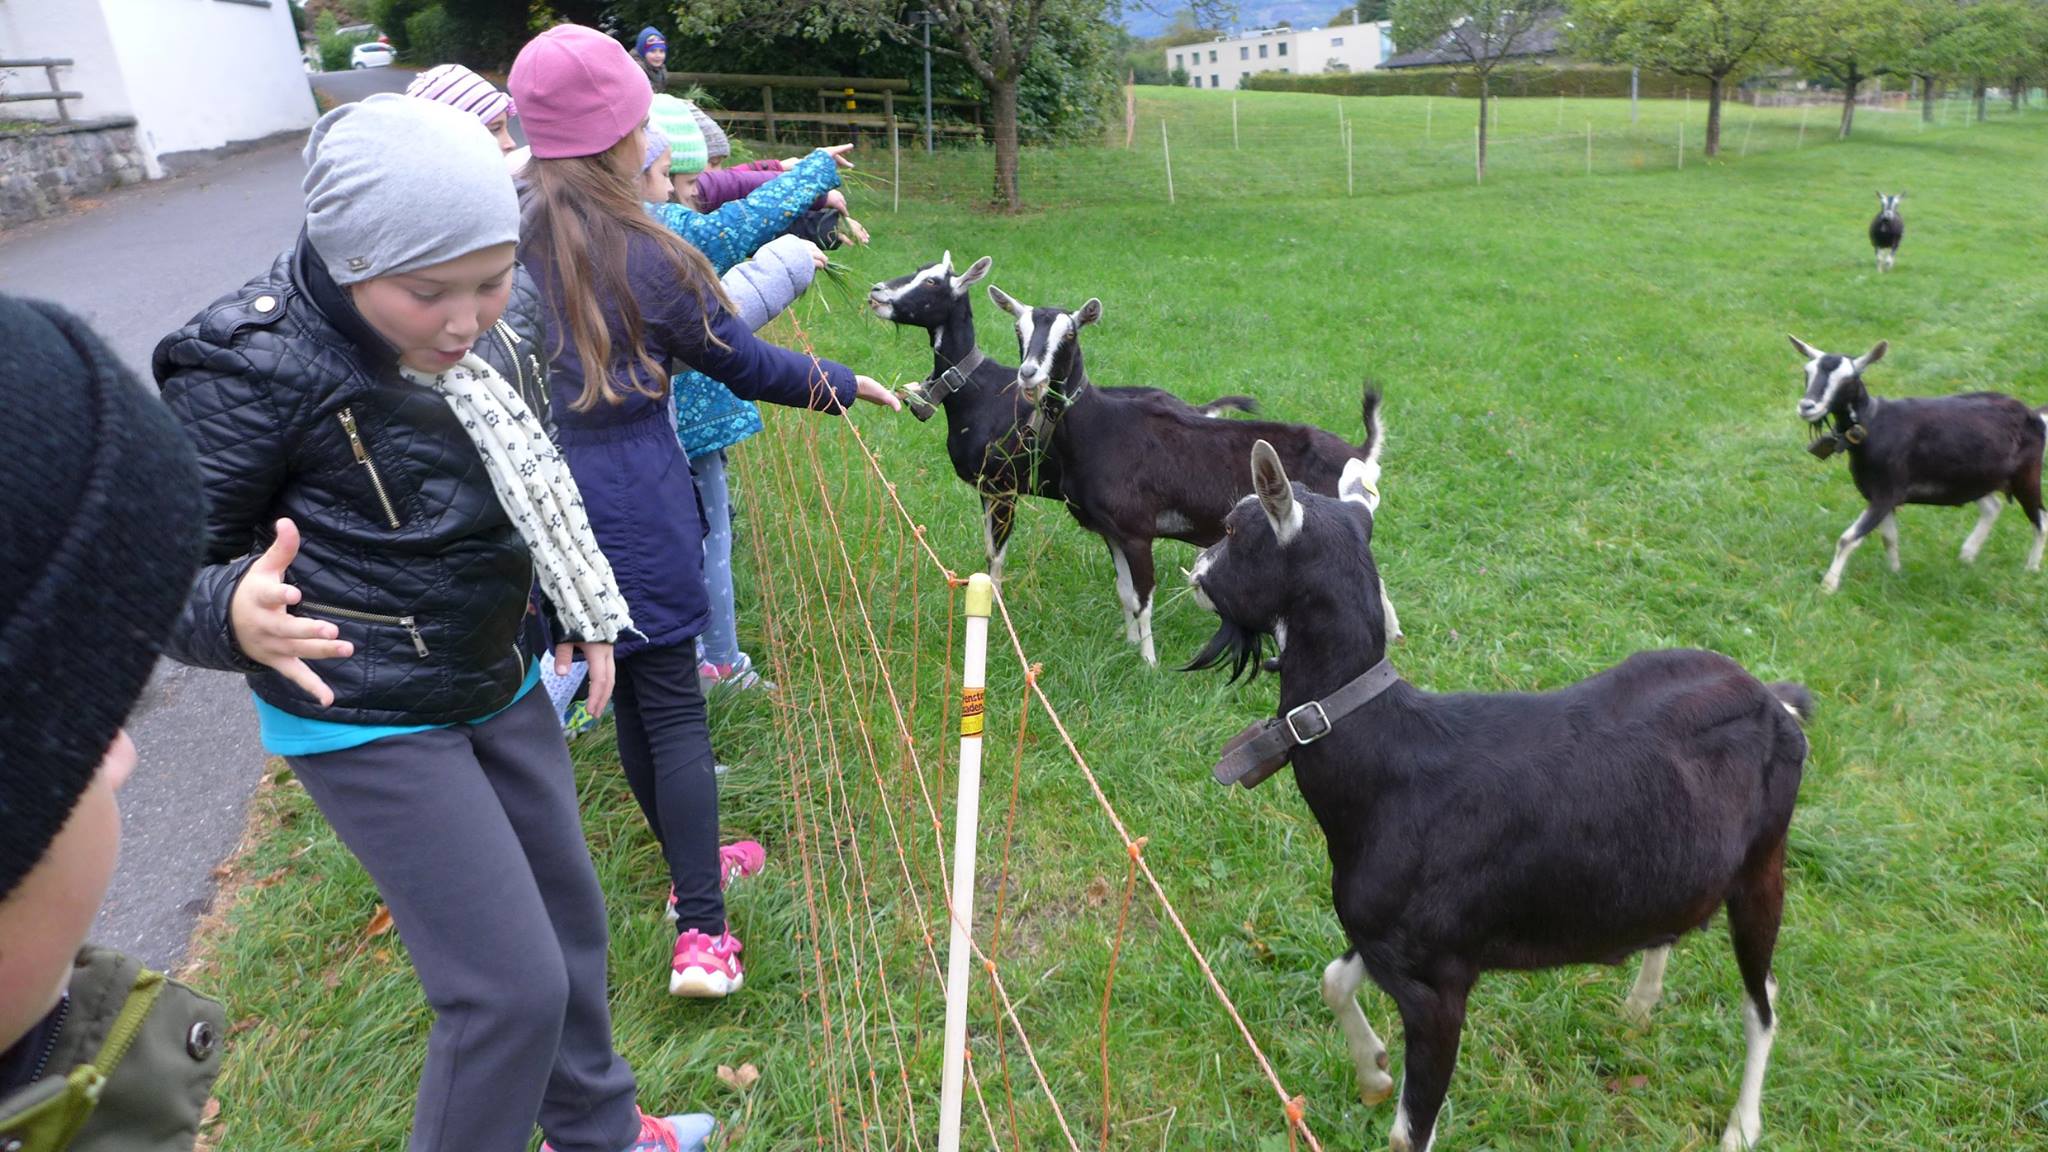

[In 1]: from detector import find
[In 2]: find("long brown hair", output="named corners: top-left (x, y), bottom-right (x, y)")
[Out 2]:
top-left (525, 130), bottom-right (733, 412)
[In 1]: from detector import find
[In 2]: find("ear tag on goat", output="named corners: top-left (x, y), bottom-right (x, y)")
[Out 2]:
top-left (1213, 718), bottom-right (1291, 789)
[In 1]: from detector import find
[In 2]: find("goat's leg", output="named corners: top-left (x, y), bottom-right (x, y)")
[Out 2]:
top-left (2018, 485), bottom-right (2046, 572)
top-left (981, 494), bottom-right (1016, 584)
top-left (1106, 539), bottom-right (1141, 645)
top-left (1124, 541), bottom-right (1159, 667)
top-left (1386, 971), bottom-right (1472, 1152)
top-left (1959, 496), bottom-right (2002, 563)
top-left (1720, 838), bottom-right (1786, 1152)
top-left (1322, 952), bottom-right (1395, 1105)
top-left (1877, 512), bottom-right (1901, 572)
top-left (1379, 584), bottom-right (1404, 644)
top-left (1821, 503), bottom-right (1891, 593)
top-left (1621, 944), bottom-right (1671, 1029)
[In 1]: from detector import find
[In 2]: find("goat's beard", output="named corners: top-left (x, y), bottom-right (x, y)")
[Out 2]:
top-left (1182, 617), bottom-right (1271, 683)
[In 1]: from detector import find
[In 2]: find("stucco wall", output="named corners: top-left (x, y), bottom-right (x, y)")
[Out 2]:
top-left (100, 0), bottom-right (316, 167)
top-left (0, 2), bottom-right (136, 123)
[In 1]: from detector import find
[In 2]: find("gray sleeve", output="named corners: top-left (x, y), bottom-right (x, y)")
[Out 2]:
top-left (718, 235), bottom-right (818, 331)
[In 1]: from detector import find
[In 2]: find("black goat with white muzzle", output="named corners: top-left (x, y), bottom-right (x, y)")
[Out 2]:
top-left (986, 284), bottom-right (1399, 665)
top-left (1790, 335), bottom-right (2046, 592)
top-left (868, 252), bottom-right (1255, 582)
top-left (1869, 192), bottom-right (1904, 272)
top-left (1186, 440), bottom-right (1812, 1152)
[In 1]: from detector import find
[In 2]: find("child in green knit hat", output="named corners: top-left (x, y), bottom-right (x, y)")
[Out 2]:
top-left (649, 93), bottom-right (710, 206)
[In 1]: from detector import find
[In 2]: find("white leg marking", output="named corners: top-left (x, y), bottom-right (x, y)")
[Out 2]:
top-left (1109, 544), bottom-right (1141, 644)
top-left (1321, 955), bottom-right (1394, 1105)
top-left (1621, 945), bottom-right (1670, 1028)
top-left (1820, 519), bottom-right (1869, 593)
top-left (1878, 512), bottom-right (1901, 572)
top-left (2027, 509), bottom-right (2045, 573)
top-left (1138, 590), bottom-right (1156, 667)
top-left (1960, 496), bottom-right (2001, 563)
top-left (1720, 979), bottom-right (1777, 1152)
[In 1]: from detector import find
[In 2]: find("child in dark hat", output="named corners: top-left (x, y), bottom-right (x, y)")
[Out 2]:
top-left (0, 293), bottom-right (220, 1149)
top-left (633, 26), bottom-right (667, 91)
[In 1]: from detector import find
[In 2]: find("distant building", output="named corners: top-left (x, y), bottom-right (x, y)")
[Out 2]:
top-left (1167, 20), bottom-right (1395, 91)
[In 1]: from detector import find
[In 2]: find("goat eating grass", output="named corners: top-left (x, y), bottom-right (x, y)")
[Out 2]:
top-left (1790, 335), bottom-right (2046, 592)
top-left (1186, 441), bottom-right (1811, 1152)
top-left (987, 284), bottom-right (1399, 664)
top-left (867, 252), bottom-right (1255, 582)
top-left (1869, 192), bottom-right (1904, 273)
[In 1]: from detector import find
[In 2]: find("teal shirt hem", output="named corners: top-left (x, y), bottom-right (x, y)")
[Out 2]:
top-left (255, 659), bottom-right (544, 757)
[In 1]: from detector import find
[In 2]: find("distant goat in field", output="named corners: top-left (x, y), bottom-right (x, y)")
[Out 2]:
top-left (1187, 440), bottom-right (1812, 1152)
top-left (1790, 335), bottom-right (2046, 592)
top-left (986, 285), bottom-right (1398, 665)
top-left (868, 252), bottom-right (1255, 581)
top-left (1869, 192), bottom-right (1904, 272)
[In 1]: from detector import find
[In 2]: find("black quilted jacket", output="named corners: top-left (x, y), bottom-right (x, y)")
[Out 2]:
top-left (155, 234), bottom-right (562, 726)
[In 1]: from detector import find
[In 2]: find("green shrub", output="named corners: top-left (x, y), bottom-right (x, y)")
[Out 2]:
top-left (314, 12), bottom-right (375, 72)
top-left (369, 0), bottom-right (433, 56)
top-left (403, 5), bottom-right (461, 65)
top-left (1244, 64), bottom-right (1709, 99)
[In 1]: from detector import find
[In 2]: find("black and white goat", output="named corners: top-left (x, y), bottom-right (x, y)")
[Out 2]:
top-left (986, 286), bottom-right (1401, 665)
top-left (1790, 335), bottom-right (2046, 592)
top-left (1868, 192), bottom-right (1904, 272)
top-left (868, 252), bottom-right (1255, 581)
top-left (1186, 440), bottom-right (1811, 1152)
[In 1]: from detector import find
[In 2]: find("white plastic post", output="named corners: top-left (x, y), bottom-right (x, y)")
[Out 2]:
top-left (1232, 98), bottom-right (1239, 149)
top-left (1161, 118), bottom-right (1175, 204)
top-left (1345, 120), bottom-right (1355, 196)
top-left (1474, 123), bottom-right (1482, 185)
top-left (892, 124), bottom-right (902, 213)
top-left (935, 573), bottom-right (994, 1152)
top-left (1741, 110), bottom-right (1755, 155)
top-left (1426, 95), bottom-right (1433, 143)
top-left (1585, 120), bottom-right (1592, 174)
top-left (1678, 117), bottom-right (1685, 169)
top-left (1798, 105), bottom-right (1808, 148)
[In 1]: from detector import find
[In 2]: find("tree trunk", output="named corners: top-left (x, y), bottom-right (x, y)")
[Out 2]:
top-left (1476, 76), bottom-right (1489, 181)
top-left (1705, 74), bottom-right (1725, 156)
top-left (1973, 79), bottom-right (1987, 121)
top-left (1919, 73), bottom-right (1936, 122)
top-left (1839, 75), bottom-right (1858, 138)
top-left (990, 74), bottom-right (1021, 212)
top-left (2012, 77), bottom-right (2023, 112)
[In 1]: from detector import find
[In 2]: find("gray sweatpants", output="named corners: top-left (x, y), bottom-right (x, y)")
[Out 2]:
top-left (289, 686), bottom-right (641, 1152)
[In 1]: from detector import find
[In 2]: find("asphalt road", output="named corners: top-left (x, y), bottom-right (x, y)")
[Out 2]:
top-left (0, 68), bottom-right (415, 970)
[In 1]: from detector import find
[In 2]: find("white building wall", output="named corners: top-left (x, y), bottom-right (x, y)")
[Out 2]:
top-left (0, 0), bottom-right (137, 123)
top-left (1165, 20), bottom-right (1394, 89)
top-left (100, 0), bottom-right (316, 170)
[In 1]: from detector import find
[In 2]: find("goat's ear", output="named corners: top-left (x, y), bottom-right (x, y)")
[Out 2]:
top-left (1339, 456), bottom-right (1382, 515)
top-left (956, 256), bottom-right (992, 290)
top-left (1788, 334), bottom-right (1822, 361)
top-left (1251, 440), bottom-right (1301, 545)
top-left (986, 284), bottom-right (1024, 317)
top-left (1855, 340), bottom-right (1888, 371)
top-left (1074, 298), bottom-right (1103, 328)
top-left (1876, 190), bottom-right (1885, 204)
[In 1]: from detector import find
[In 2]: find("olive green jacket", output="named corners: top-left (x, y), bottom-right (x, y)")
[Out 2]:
top-left (0, 948), bottom-right (224, 1152)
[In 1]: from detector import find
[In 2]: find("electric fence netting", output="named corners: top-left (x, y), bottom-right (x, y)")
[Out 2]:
top-left (728, 309), bottom-right (1323, 1151)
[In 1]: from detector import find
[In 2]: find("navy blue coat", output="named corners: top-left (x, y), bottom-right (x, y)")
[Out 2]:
top-left (529, 231), bottom-right (856, 655)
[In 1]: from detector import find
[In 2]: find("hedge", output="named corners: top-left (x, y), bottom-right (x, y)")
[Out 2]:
top-left (1243, 65), bottom-right (1717, 100)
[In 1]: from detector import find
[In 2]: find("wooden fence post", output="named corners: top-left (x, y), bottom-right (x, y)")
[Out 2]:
top-left (763, 85), bottom-right (778, 145)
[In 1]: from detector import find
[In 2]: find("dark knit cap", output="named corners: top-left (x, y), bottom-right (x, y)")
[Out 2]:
top-left (0, 295), bottom-right (204, 904)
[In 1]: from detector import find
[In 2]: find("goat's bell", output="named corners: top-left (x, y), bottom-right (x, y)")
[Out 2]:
top-left (1807, 435), bottom-right (1840, 460)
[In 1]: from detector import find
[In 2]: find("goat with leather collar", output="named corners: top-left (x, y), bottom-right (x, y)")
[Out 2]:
top-left (1187, 438), bottom-right (1811, 1152)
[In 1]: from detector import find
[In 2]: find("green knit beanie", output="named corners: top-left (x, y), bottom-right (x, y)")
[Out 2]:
top-left (649, 94), bottom-right (708, 175)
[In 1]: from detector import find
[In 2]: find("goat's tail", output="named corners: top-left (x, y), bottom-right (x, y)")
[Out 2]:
top-left (1359, 383), bottom-right (1386, 465)
top-left (1196, 394), bottom-right (1259, 418)
top-left (1766, 681), bottom-right (1815, 726)
top-left (2035, 406), bottom-right (2047, 444)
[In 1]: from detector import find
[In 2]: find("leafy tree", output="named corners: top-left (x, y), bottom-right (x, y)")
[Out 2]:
top-left (1390, 0), bottom-right (1548, 178)
top-left (368, 0), bottom-right (435, 54)
top-left (1899, 0), bottom-right (1968, 122)
top-left (1569, 0), bottom-right (1801, 156)
top-left (1794, 0), bottom-right (1914, 137)
top-left (1931, 0), bottom-right (2048, 119)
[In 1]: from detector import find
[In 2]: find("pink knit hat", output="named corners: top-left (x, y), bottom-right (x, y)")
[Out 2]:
top-left (508, 24), bottom-right (653, 160)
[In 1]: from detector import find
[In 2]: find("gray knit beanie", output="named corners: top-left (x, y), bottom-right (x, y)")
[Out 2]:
top-left (689, 103), bottom-right (730, 161)
top-left (303, 93), bottom-right (521, 287)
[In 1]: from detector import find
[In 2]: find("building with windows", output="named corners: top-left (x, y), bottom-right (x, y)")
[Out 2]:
top-left (1166, 20), bottom-right (1394, 90)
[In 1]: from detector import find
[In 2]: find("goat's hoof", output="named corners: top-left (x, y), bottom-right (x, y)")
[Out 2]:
top-left (1357, 1069), bottom-right (1395, 1106)
top-left (1620, 997), bottom-right (1655, 1031)
top-left (1389, 1133), bottom-right (1414, 1152)
top-left (1819, 578), bottom-right (1840, 595)
top-left (1720, 1120), bottom-right (1760, 1152)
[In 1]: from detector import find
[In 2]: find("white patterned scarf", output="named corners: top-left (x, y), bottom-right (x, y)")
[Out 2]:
top-left (400, 353), bottom-right (636, 644)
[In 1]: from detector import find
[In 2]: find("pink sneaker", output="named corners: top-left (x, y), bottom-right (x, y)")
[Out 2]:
top-left (670, 929), bottom-right (745, 998)
top-left (541, 1108), bottom-right (716, 1152)
top-left (664, 841), bottom-right (766, 922)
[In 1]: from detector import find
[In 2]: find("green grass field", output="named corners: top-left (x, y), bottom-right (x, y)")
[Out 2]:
top-left (189, 87), bottom-right (2048, 1151)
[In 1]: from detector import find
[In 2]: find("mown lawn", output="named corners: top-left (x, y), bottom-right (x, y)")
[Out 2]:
top-left (188, 87), bottom-right (2047, 1152)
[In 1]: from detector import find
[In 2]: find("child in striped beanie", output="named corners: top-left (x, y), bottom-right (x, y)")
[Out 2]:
top-left (406, 63), bottom-right (517, 154)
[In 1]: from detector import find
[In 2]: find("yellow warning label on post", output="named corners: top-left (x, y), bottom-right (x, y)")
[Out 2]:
top-left (960, 688), bottom-right (985, 737)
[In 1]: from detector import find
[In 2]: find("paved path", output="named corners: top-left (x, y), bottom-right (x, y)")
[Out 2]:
top-left (0, 68), bottom-right (416, 970)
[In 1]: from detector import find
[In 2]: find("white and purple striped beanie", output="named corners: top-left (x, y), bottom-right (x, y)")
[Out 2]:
top-left (406, 63), bottom-right (515, 125)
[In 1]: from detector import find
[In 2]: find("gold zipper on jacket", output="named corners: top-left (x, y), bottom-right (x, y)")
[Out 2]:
top-left (337, 407), bottom-right (402, 529)
top-left (494, 321), bottom-right (524, 393)
top-left (298, 599), bottom-right (430, 657)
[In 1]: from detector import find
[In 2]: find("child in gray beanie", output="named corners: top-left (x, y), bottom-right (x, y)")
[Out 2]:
top-left (152, 92), bottom-right (714, 1152)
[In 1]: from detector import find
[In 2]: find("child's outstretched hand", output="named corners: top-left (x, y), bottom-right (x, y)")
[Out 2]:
top-left (783, 143), bottom-right (856, 170)
top-left (230, 518), bottom-right (353, 707)
top-left (854, 375), bottom-right (903, 411)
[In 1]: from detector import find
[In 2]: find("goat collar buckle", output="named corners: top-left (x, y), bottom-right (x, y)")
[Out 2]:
top-left (1843, 422), bottom-right (1866, 445)
top-left (1284, 700), bottom-right (1333, 745)
top-left (1211, 657), bottom-right (1400, 790)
